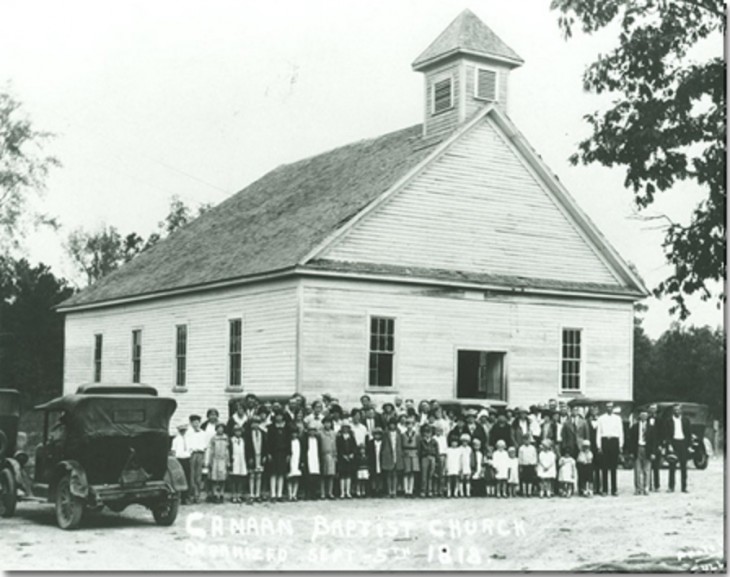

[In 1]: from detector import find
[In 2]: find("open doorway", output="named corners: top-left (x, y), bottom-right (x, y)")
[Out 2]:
top-left (456, 350), bottom-right (506, 401)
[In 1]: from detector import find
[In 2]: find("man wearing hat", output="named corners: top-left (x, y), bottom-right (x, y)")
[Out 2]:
top-left (596, 402), bottom-right (623, 496)
top-left (560, 406), bottom-right (589, 459)
top-left (366, 426), bottom-right (385, 496)
top-left (664, 403), bottom-right (691, 493)
top-left (512, 407), bottom-right (532, 447)
top-left (465, 408), bottom-right (487, 446)
top-left (187, 414), bottom-right (208, 503)
top-left (627, 408), bottom-right (657, 495)
top-left (488, 413), bottom-right (513, 449)
top-left (171, 422), bottom-right (191, 504)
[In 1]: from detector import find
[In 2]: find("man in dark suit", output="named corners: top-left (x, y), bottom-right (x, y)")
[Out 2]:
top-left (664, 403), bottom-right (691, 493)
top-left (627, 408), bottom-right (657, 495)
top-left (647, 404), bottom-right (662, 491)
top-left (560, 406), bottom-right (590, 459)
top-left (487, 413), bottom-right (513, 449)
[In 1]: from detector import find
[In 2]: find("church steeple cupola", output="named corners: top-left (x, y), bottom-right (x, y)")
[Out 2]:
top-left (412, 9), bottom-right (523, 138)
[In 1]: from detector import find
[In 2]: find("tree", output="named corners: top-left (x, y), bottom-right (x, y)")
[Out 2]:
top-left (551, 0), bottom-right (726, 318)
top-left (0, 90), bottom-right (60, 252)
top-left (0, 257), bottom-right (74, 405)
top-left (66, 196), bottom-right (212, 285)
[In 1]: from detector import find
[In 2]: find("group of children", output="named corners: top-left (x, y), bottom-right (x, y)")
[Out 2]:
top-left (170, 398), bottom-right (598, 504)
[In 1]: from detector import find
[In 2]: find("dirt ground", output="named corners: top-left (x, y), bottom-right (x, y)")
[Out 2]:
top-left (1, 458), bottom-right (725, 572)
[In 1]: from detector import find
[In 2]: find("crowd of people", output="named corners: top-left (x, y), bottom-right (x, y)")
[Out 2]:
top-left (170, 393), bottom-right (693, 504)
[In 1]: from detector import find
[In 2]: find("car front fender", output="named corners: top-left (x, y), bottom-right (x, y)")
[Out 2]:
top-left (164, 456), bottom-right (188, 493)
top-left (55, 460), bottom-right (89, 499)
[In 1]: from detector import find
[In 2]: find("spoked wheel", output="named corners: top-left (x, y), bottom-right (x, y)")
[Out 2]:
top-left (152, 495), bottom-right (179, 526)
top-left (55, 474), bottom-right (84, 530)
top-left (0, 467), bottom-right (17, 518)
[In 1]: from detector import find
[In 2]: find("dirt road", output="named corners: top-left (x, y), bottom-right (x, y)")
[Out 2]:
top-left (1, 459), bottom-right (725, 571)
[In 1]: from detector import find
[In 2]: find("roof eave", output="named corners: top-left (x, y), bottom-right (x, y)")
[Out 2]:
top-left (412, 48), bottom-right (524, 71)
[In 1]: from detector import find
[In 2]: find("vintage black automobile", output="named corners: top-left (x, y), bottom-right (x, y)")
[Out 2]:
top-left (635, 401), bottom-right (711, 470)
top-left (1, 385), bottom-right (187, 529)
top-left (0, 388), bottom-right (22, 518)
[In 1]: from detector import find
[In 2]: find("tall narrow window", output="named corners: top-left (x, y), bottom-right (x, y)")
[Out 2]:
top-left (369, 317), bottom-right (395, 387)
top-left (229, 319), bottom-right (242, 387)
top-left (475, 67), bottom-right (498, 101)
top-left (432, 78), bottom-right (453, 114)
top-left (131, 329), bottom-right (142, 383)
top-left (175, 324), bottom-right (187, 388)
top-left (93, 334), bottom-right (103, 383)
top-left (561, 328), bottom-right (582, 391)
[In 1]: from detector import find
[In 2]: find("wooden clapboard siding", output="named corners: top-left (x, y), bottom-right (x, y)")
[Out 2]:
top-left (64, 280), bottom-right (298, 425)
top-left (463, 59), bottom-right (510, 115)
top-left (299, 277), bottom-right (633, 407)
top-left (423, 61), bottom-right (461, 138)
top-left (324, 116), bottom-right (622, 287)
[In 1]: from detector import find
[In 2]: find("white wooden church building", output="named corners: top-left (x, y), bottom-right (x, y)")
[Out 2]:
top-left (59, 10), bottom-right (648, 416)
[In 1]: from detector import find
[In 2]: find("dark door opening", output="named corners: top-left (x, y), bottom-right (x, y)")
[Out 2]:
top-left (456, 350), bottom-right (506, 400)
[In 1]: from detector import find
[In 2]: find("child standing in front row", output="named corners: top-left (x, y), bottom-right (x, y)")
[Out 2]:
top-left (518, 438), bottom-right (537, 497)
top-left (356, 445), bottom-right (369, 496)
top-left (419, 425), bottom-right (439, 497)
top-left (506, 446), bottom-right (520, 497)
top-left (558, 452), bottom-right (577, 497)
top-left (537, 440), bottom-right (557, 498)
top-left (434, 425), bottom-right (448, 497)
top-left (470, 438), bottom-right (485, 496)
top-left (207, 423), bottom-right (229, 503)
top-left (576, 440), bottom-right (594, 496)
top-left (492, 439), bottom-right (509, 498)
top-left (229, 425), bottom-right (248, 503)
top-left (483, 447), bottom-right (496, 496)
top-left (445, 437), bottom-right (462, 497)
top-left (458, 434), bottom-right (473, 497)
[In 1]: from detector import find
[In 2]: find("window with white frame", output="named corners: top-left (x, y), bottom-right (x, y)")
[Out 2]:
top-left (368, 317), bottom-right (395, 387)
top-left (93, 334), bottom-right (103, 383)
top-left (228, 319), bottom-right (242, 387)
top-left (175, 324), bottom-right (187, 388)
top-left (561, 328), bottom-right (582, 391)
top-left (475, 67), bottom-right (498, 101)
top-left (432, 77), bottom-right (453, 114)
top-left (131, 329), bottom-right (142, 383)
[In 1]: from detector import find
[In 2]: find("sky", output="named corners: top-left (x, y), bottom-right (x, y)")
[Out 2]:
top-left (0, 0), bottom-right (724, 338)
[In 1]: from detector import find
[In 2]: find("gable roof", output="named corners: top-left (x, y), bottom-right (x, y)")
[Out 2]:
top-left (60, 105), bottom-right (647, 313)
top-left (60, 125), bottom-right (439, 309)
top-left (412, 9), bottom-right (524, 71)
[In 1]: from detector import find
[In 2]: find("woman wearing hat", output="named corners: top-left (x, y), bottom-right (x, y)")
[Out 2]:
top-left (336, 422), bottom-right (357, 498)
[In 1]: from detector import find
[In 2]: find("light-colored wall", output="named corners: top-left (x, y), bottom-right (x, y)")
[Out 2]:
top-left (300, 277), bottom-right (634, 408)
top-left (63, 280), bottom-right (299, 424)
top-left (324, 116), bottom-right (622, 287)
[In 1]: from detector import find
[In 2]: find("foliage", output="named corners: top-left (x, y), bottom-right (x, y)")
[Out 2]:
top-left (0, 257), bottom-right (74, 405)
top-left (633, 312), bottom-right (725, 419)
top-left (66, 196), bottom-right (212, 286)
top-left (551, 0), bottom-right (726, 318)
top-left (0, 90), bottom-right (60, 251)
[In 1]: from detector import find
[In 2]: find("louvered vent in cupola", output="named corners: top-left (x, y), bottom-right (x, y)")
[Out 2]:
top-left (432, 77), bottom-right (453, 114)
top-left (475, 67), bottom-right (498, 102)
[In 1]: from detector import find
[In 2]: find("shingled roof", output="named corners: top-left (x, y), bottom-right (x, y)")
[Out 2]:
top-left (412, 9), bottom-right (524, 71)
top-left (61, 124), bottom-right (439, 308)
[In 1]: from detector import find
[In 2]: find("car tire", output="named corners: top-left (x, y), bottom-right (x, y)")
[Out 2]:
top-left (622, 454), bottom-right (635, 470)
top-left (55, 474), bottom-right (84, 530)
top-left (0, 467), bottom-right (17, 518)
top-left (152, 495), bottom-right (180, 526)
top-left (693, 452), bottom-right (709, 470)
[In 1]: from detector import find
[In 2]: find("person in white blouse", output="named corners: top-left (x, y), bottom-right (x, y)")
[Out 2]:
top-left (596, 402), bottom-right (624, 496)
top-left (170, 423), bottom-right (191, 504)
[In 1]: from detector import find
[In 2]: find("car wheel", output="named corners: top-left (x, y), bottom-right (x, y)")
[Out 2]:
top-left (693, 452), bottom-right (709, 470)
top-left (152, 495), bottom-right (179, 526)
top-left (0, 467), bottom-right (17, 518)
top-left (55, 474), bottom-right (84, 530)
top-left (622, 454), bottom-right (635, 470)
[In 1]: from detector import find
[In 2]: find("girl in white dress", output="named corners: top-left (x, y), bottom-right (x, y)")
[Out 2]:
top-left (445, 437), bottom-right (462, 498)
top-left (492, 439), bottom-right (510, 498)
top-left (288, 421), bottom-right (303, 501)
top-left (229, 425), bottom-right (248, 503)
top-left (458, 433), bottom-right (473, 497)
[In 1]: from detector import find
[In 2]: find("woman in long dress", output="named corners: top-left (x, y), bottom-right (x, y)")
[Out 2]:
top-left (265, 411), bottom-right (291, 502)
top-left (319, 416), bottom-right (338, 499)
top-left (208, 423), bottom-right (230, 503)
top-left (288, 420), bottom-right (304, 501)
